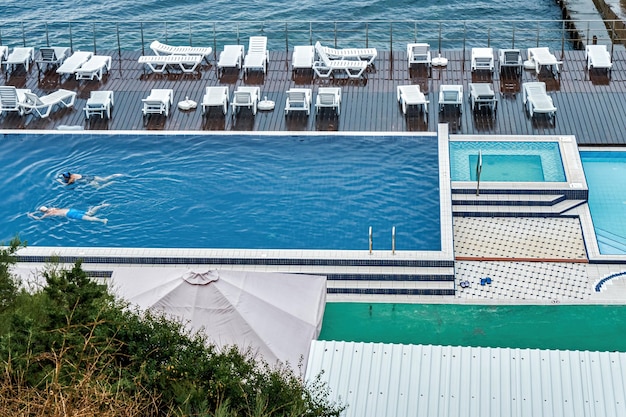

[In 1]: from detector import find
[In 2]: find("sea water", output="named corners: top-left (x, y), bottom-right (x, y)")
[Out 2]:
top-left (2, 0), bottom-right (566, 50)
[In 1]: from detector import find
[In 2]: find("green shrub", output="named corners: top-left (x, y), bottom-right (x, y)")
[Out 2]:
top-left (0, 245), bottom-right (344, 416)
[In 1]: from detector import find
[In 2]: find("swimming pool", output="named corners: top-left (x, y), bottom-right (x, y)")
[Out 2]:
top-left (0, 132), bottom-right (441, 251)
top-left (319, 303), bottom-right (626, 352)
top-left (581, 150), bottom-right (626, 255)
top-left (449, 141), bottom-right (566, 182)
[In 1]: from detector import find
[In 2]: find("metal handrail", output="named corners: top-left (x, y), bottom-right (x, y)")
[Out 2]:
top-left (0, 19), bottom-right (622, 55)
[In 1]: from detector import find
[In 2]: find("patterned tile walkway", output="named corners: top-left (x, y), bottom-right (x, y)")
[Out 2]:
top-left (453, 217), bottom-right (592, 302)
top-left (453, 217), bottom-right (587, 260)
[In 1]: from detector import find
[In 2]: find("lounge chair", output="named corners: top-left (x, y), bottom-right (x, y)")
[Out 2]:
top-left (35, 47), bottom-right (70, 73)
top-left (56, 51), bottom-right (93, 79)
top-left (5, 47), bottom-right (35, 74)
top-left (75, 55), bottom-right (112, 81)
top-left (586, 44), bottom-right (612, 73)
top-left (84, 90), bottom-right (114, 119)
top-left (284, 88), bottom-right (312, 115)
top-left (522, 81), bottom-right (557, 121)
top-left (498, 48), bottom-right (522, 75)
top-left (150, 40), bottom-right (212, 64)
top-left (471, 47), bottom-right (494, 72)
top-left (527, 47), bottom-right (562, 76)
top-left (142, 89), bottom-right (173, 118)
top-left (313, 42), bottom-right (367, 79)
top-left (138, 54), bottom-right (203, 73)
top-left (21, 89), bottom-right (77, 118)
top-left (292, 45), bottom-right (315, 73)
top-left (407, 43), bottom-right (432, 73)
top-left (469, 83), bottom-right (497, 113)
top-left (231, 86), bottom-right (260, 116)
top-left (243, 36), bottom-right (269, 77)
top-left (315, 87), bottom-right (342, 116)
top-left (396, 85), bottom-right (429, 117)
top-left (439, 85), bottom-right (463, 113)
top-left (201, 86), bottom-right (229, 115)
top-left (0, 86), bottom-right (31, 116)
top-left (217, 45), bottom-right (244, 75)
top-left (315, 41), bottom-right (377, 66)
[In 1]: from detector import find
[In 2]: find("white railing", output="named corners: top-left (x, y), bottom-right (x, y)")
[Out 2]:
top-left (0, 19), bottom-right (622, 56)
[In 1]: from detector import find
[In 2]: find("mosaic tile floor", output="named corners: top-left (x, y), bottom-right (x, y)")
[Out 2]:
top-left (455, 261), bottom-right (591, 301)
top-left (453, 217), bottom-right (587, 259)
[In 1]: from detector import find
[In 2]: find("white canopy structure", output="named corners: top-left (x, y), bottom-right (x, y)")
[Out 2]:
top-left (110, 267), bottom-right (327, 370)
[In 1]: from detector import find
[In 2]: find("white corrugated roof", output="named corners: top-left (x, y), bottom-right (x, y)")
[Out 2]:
top-left (306, 341), bottom-right (626, 417)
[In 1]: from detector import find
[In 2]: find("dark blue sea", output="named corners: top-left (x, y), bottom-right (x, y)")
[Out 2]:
top-left (2, 0), bottom-right (566, 50)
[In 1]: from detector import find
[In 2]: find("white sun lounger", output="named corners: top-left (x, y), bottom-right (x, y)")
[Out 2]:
top-left (138, 54), bottom-right (203, 73)
top-left (75, 55), bottom-right (112, 81)
top-left (522, 81), bottom-right (557, 121)
top-left (231, 86), bottom-right (260, 116)
top-left (202, 86), bottom-right (229, 115)
top-left (586, 44), bottom-right (612, 73)
top-left (21, 89), bottom-right (77, 118)
top-left (498, 48), bottom-right (522, 74)
top-left (315, 87), bottom-right (342, 116)
top-left (217, 45), bottom-right (244, 75)
top-left (469, 83), bottom-right (497, 113)
top-left (396, 85), bottom-right (429, 117)
top-left (35, 47), bottom-right (70, 72)
top-left (150, 40), bottom-right (212, 64)
top-left (292, 45), bottom-right (315, 73)
top-left (243, 36), bottom-right (269, 76)
top-left (313, 42), bottom-right (368, 79)
top-left (439, 85), bottom-right (463, 112)
top-left (56, 51), bottom-right (93, 79)
top-left (315, 41), bottom-right (377, 66)
top-left (527, 47), bottom-right (562, 76)
top-left (84, 90), bottom-right (114, 119)
top-left (0, 86), bottom-right (32, 116)
top-left (142, 89), bottom-right (173, 117)
top-left (407, 43), bottom-right (432, 72)
top-left (285, 88), bottom-right (312, 115)
top-left (471, 47), bottom-right (494, 72)
top-left (5, 47), bottom-right (35, 74)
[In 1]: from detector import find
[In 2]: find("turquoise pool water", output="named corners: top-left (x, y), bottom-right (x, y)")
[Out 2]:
top-left (450, 141), bottom-right (566, 182)
top-left (581, 151), bottom-right (626, 255)
top-left (0, 133), bottom-right (441, 250)
top-left (319, 303), bottom-right (626, 352)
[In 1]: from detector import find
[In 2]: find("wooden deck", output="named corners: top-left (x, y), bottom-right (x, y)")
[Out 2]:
top-left (2, 48), bottom-right (626, 146)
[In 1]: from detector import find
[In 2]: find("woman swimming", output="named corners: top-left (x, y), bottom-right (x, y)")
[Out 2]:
top-left (58, 171), bottom-right (123, 186)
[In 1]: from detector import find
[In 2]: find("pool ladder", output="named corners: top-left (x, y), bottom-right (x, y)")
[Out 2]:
top-left (368, 226), bottom-right (396, 255)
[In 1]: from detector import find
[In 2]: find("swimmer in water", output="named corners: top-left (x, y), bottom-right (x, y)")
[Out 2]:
top-left (58, 171), bottom-right (123, 187)
top-left (28, 203), bottom-right (109, 224)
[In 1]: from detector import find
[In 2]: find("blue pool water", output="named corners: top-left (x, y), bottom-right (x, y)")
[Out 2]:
top-left (581, 151), bottom-right (626, 255)
top-left (0, 133), bottom-right (441, 251)
top-left (449, 141), bottom-right (566, 182)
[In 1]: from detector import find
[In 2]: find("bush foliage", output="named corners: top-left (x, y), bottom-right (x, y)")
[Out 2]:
top-left (0, 238), bottom-right (343, 417)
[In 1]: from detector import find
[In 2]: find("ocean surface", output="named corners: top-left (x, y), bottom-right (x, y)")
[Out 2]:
top-left (1, 0), bottom-right (566, 50)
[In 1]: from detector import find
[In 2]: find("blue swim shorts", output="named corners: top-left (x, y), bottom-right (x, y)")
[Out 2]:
top-left (66, 208), bottom-right (86, 220)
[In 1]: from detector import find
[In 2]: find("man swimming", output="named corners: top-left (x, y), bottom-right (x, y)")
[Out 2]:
top-left (28, 203), bottom-right (109, 224)
top-left (59, 171), bottom-right (123, 186)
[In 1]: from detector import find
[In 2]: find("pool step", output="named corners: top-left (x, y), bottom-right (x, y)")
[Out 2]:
top-left (452, 192), bottom-right (587, 216)
top-left (76, 263), bottom-right (457, 299)
top-left (453, 193), bottom-right (565, 206)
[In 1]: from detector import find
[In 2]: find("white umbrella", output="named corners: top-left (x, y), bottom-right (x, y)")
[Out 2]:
top-left (110, 267), bottom-right (326, 370)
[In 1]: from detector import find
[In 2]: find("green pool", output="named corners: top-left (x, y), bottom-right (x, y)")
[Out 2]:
top-left (319, 303), bottom-right (626, 352)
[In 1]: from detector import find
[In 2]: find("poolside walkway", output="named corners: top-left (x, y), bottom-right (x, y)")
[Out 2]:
top-left (452, 216), bottom-right (626, 304)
